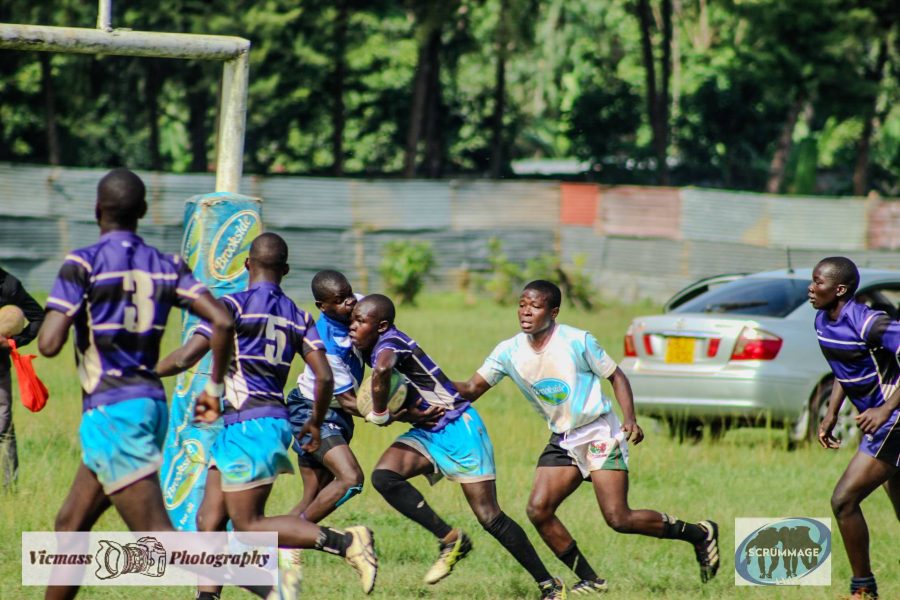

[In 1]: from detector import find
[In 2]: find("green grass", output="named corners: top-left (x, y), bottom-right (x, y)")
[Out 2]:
top-left (1, 293), bottom-right (897, 599)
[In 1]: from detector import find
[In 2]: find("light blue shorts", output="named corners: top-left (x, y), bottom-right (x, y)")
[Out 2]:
top-left (210, 417), bottom-right (295, 491)
top-left (396, 406), bottom-right (496, 484)
top-left (80, 398), bottom-right (167, 495)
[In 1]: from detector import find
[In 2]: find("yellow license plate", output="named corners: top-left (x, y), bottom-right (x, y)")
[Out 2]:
top-left (665, 337), bottom-right (695, 364)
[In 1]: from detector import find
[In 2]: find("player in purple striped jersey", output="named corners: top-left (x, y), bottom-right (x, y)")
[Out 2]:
top-left (810, 257), bottom-right (900, 600)
top-left (37, 169), bottom-right (235, 600)
top-left (156, 233), bottom-right (378, 599)
top-left (350, 294), bottom-right (565, 600)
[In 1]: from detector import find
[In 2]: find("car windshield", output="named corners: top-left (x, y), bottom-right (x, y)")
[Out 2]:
top-left (672, 277), bottom-right (809, 317)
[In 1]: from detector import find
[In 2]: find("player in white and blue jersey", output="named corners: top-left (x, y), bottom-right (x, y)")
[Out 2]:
top-left (286, 270), bottom-right (365, 524)
top-left (350, 294), bottom-right (565, 600)
top-left (811, 257), bottom-right (900, 600)
top-left (37, 169), bottom-right (235, 600)
top-left (455, 280), bottom-right (720, 593)
top-left (155, 234), bottom-right (378, 599)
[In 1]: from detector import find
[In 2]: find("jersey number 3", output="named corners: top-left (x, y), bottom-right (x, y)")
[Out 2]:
top-left (122, 270), bottom-right (156, 333)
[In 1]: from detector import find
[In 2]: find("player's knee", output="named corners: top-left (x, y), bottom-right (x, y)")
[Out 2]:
top-left (334, 483), bottom-right (363, 509)
top-left (54, 506), bottom-right (78, 532)
top-left (371, 469), bottom-right (401, 496)
top-left (830, 489), bottom-right (856, 518)
top-left (526, 497), bottom-right (552, 525)
top-left (603, 509), bottom-right (632, 533)
top-left (481, 511), bottom-right (507, 534)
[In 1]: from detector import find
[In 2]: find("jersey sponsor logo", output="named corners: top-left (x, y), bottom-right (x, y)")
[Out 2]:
top-left (208, 210), bottom-right (260, 281)
top-left (531, 378), bottom-right (570, 406)
top-left (734, 517), bottom-right (831, 586)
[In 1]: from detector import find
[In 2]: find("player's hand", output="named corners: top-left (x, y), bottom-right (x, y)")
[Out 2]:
top-left (855, 405), bottom-right (890, 435)
top-left (194, 391), bottom-right (222, 424)
top-left (395, 403), bottom-right (445, 427)
top-left (817, 413), bottom-right (840, 449)
top-left (0, 335), bottom-right (10, 350)
top-left (298, 421), bottom-right (321, 453)
top-left (621, 420), bottom-right (643, 445)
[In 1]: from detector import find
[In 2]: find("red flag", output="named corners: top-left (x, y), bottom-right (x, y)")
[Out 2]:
top-left (8, 339), bottom-right (49, 412)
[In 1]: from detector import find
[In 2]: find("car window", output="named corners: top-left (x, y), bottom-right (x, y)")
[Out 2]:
top-left (672, 277), bottom-right (810, 317)
top-left (856, 286), bottom-right (900, 320)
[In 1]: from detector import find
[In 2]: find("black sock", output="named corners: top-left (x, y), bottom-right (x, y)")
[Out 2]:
top-left (851, 575), bottom-right (877, 596)
top-left (371, 469), bottom-right (452, 539)
top-left (196, 593), bottom-right (220, 600)
top-left (314, 526), bottom-right (352, 555)
top-left (557, 541), bottom-right (598, 581)
top-left (483, 512), bottom-right (552, 584)
top-left (660, 513), bottom-right (705, 544)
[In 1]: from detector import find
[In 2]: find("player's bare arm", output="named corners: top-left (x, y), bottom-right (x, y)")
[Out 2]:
top-left (189, 292), bottom-right (234, 423)
top-left (37, 310), bottom-right (72, 357)
top-left (607, 367), bottom-right (644, 444)
top-left (298, 348), bottom-right (333, 452)
top-left (335, 390), bottom-right (363, 417)
top-left (855, 386), bottom-right (900, 434)
top-left (156, 332), bottom-right (210, 377)
top-left (368, 347), bottom-right (397, 420)
top-left (818, 379), bottom-right (846, 449)
top-left (453, 372), bottom-right (492, 401)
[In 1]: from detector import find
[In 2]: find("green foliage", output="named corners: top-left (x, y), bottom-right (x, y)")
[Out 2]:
top-left (481, 238), bottom-right (597, 309)
top-left (378, 239), bottom-right (436, 305)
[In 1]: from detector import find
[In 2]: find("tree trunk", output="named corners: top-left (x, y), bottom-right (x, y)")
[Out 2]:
top-left (422, 29), bottom-right (443, 178)
top-left (637, 0), bottom-right (670, 185)
top-left (39, 54), bottom-right (60, 166)
top-left (490, 0), bottom-right (509, 179)
top-left (853, 39), bottom-right (888, 197)
top-left (659, 0), bottom-right (672, 184)
top-left (403, 40), bottom-right (431, 177)
top-left (330, 0), bottom-right (349, 176)
top-left (145, 60), bottom-right (163, 171)
top-left (766, 97), bottom-right (803, 194)
top-left (186, 64), bottom-right (209, 173)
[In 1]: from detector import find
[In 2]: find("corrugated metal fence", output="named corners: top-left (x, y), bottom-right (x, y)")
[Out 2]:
top-left (0, 163), bottom-right (896, 302)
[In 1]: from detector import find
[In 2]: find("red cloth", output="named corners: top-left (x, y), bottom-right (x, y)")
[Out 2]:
top-left (8, 339), bottom-right (49, 412)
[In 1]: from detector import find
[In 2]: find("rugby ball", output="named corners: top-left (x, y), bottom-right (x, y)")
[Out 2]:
top-left (356, 371), bottom-right (408, 418)
top-left (0, 305), bottom-right (26, 337)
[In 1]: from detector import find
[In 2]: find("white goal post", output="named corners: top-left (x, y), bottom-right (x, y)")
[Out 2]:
top-left (0, 0), bottom-right (250, 193)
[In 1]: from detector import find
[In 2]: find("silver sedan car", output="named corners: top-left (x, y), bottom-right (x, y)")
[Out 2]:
top-left (620, 268), bottom-right (900, 444)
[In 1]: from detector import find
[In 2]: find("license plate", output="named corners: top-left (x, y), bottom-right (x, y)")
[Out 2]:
top-left (665, 337), bottom-right (695, 364)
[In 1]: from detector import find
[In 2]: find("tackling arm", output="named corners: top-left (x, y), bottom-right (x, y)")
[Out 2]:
top-left (368, 348), bottom-right (397, 422)
top-left (453, 373), bottom-right (492, 401)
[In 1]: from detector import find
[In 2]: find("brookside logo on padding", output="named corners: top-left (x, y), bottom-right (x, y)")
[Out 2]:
top-left (734, 517), bottom-right (831, 586)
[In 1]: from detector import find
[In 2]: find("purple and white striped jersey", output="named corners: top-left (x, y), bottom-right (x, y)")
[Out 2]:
top-left (198, 281), bottom-right (324, 425)
top-left (46, 231), bottom-right (207, 411)
top-left (367, 326), bottom-right (469, 431)
top-left (815, 300), bottom-right (900, 413)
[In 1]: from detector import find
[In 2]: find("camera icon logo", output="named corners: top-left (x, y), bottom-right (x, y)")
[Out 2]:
top-left (95, 536), bottom-right (167, 580)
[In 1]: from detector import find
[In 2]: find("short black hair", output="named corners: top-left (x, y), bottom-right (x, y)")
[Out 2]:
top-left (249, 232), bottom-right (289, 269)
top-left (523, 280), bottom-right (562, 309)
top-left (356, 293), bottom-right (395, 325)
top-left (311, 269), bottom-right (350, 301)
top-left (818, 256), bottom-right (860, 296)
top-left (97, 168), bottom-right (146, 226)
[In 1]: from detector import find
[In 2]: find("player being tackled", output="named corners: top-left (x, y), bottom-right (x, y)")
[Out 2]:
top-left (156, 234), bottom-right (377, 599)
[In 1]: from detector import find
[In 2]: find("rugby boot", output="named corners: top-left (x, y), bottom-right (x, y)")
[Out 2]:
top-left (343, 526), bottom-right (378, 594)
top-left (570, 577), bottom-right (608, 595)
top-left (694, 520), bottom-right (720, 583)
top-left (423, 529), bottom-right (473, 584)
top-left (538, 577), bottom-right (568, 600)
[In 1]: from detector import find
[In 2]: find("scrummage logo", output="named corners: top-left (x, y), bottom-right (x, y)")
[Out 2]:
top-left (735, 517), bottom-right (831, 586)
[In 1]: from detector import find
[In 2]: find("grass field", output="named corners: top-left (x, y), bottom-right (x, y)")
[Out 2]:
top-left (1, 292), bottom-right (897, 600)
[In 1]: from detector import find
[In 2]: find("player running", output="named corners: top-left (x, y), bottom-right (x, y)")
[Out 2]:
top-left (810, 257), bottom-right (900, 600)
top-left (37, 168), bottom-right (235, 600)
top-left (156, 234), bottom-right (377, 600)
top-left (350, 294), bottom-right (566, 600)
top-left (454, 280), bottom-right (720, 593)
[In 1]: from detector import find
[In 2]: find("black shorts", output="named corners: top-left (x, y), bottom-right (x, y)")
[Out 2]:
top-left (296, 434), bottom-right (348, 469)
top-left (536, 432), bottom-right (590, 481)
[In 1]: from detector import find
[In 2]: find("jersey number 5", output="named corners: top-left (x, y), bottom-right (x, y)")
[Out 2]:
top-left (264, 316), bottom-right (289, 365)
top-left (122, 270), bottom-right (156, 333)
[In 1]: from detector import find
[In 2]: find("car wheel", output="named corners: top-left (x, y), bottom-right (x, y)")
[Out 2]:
top-left (791, 378), bottom-right (859, 447)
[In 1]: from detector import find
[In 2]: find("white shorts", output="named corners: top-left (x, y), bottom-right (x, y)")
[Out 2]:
top-left (559, 412), bottom-right (629, 478)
